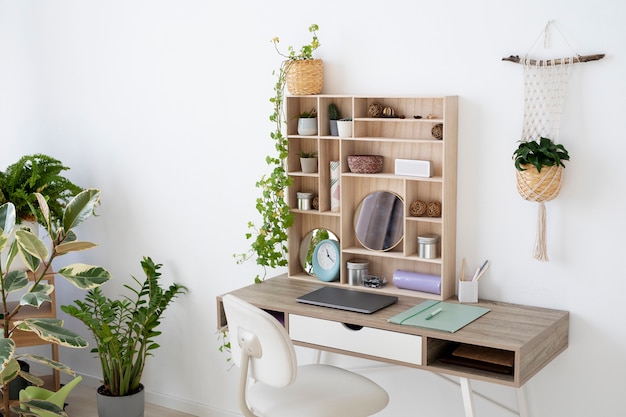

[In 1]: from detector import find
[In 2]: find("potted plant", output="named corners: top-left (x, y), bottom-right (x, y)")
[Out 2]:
top-left (513, 136), bottom-right (570, 202)
top-left (337, 117), bottom-right (353, 138)
top-left (273, 24), bottom-right (322, 95)
top-left (295, 108), bottom-right (318, 136)
top-left (234, 24), bottom-right (321, 283)
top-left (298, 150), bottom-right (318, 173)
top-left (61, 257), bottom-right (187, 417)
top-left (513, 136), bottom-right (570, 261)
top-left (0, 154), bottom-right (83, 226)
top-left (0, 188), bottom-right (112, 417)
top-left (328, 103), bottom-right (341, 136)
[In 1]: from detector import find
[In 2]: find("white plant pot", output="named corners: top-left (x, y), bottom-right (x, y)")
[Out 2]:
top-left (336, 120), bottom-right (352, 138)
top-left (297, 118), bottom-right (318, 136)
top-left (300, 157), bottom-right (318, 173)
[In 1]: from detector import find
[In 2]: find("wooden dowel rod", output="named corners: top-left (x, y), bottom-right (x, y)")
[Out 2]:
top-left (502, 54), bottom-right (605, 65)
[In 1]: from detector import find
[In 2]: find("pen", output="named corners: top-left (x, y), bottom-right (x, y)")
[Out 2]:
top-left (425, 307), bottom-right (442, 320)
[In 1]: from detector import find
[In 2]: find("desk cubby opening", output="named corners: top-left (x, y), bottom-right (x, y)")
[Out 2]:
top-left (427, 338), bottom-right (516, 383)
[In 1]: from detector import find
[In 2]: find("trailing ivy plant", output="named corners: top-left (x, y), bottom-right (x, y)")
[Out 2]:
top-left (234, 24), bottom-right (320, 283)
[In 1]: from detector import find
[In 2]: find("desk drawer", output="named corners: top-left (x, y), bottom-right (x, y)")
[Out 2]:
top-left (289, 314), bottom-right (422, 365)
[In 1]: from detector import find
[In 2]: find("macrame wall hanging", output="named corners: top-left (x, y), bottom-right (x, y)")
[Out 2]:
top-left (503, 21), bottom-right (604, 261)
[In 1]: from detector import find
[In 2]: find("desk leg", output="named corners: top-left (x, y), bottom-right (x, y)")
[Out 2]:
top-left (516, 386), bottom-right (529, 417)
top-left (460, 377), bottom-right (475, 417)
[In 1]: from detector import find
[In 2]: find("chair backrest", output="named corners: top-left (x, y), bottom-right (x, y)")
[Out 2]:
top-left (222, 294), bottom-right (297, 387)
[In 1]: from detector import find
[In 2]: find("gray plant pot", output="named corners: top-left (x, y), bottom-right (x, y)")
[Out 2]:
top-left (329, 120), bottom-right (338, 136)
top-left (96, 384), bottom-right (145, 417)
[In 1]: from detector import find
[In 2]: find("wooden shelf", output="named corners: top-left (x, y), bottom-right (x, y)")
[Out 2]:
top-left (286, 95), bottom-right (458, 300)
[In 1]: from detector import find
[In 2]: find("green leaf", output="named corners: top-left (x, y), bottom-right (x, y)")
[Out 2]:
top-left (62, 189), bottom-right (101, 232)
top-left (0, 202), bottom-right (16, 235)
top-left (17, 353), bottom-right (77, 376)
top-left (0, 357), bottom-right (20, 385)
top-left (57, 263), bottom-right (111, 289)
top-left (0, 338), bottom-right (16, 376)
top-left (4, 269), bottom-right (29, 293)
top-left (21, 291), bottom-right (52, 308)
top-left (55, 240), bottom-right (98, 254)
top-left (16, 228), bottom-right (49, 262)
top-left (17, 318), bottom-right (89, 348)
top-left (17, 398), bottom-right (68, 416)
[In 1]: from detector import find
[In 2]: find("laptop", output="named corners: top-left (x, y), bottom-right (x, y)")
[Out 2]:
top-left (296, 286), bottom-right (398, 314)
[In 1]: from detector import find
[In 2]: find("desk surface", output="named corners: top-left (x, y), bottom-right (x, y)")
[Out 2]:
top-left (217, 274), bottom-right (569, 387)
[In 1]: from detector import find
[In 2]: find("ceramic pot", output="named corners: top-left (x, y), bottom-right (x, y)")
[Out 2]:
top-left (336, 120), bottom-right (352, 138)
top-left (297, 118), bottom-right (318, 136)
top-left (96, 384), bottom-right (145, 417)
top-left (300, 157), bottom-right (318, 173)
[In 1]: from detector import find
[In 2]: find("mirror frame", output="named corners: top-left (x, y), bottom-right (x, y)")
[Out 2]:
top-left (299, 228), bottom-right (339, 276)
top-left (353, 191), bottom-right (404, 252)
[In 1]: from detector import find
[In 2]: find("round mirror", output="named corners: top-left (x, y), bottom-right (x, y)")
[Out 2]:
top-left (300, 228), bottom-right (339, 276)
top-left (354, 191), bottom-right (404, 251)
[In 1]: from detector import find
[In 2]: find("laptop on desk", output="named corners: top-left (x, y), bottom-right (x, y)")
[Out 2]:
top-left (296, 286), bottom-right (398, 314)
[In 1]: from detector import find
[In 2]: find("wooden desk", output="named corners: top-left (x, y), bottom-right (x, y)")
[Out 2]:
top-left (217, 275), bottom-right (569, 416)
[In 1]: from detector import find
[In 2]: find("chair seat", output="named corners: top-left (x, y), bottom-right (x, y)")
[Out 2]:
top-left (247, 364), bottom-right (389, 417)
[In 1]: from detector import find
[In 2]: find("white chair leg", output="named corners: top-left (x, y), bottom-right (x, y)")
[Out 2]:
top-left (460, 377), bottom-right (475, 417)
top-left (516, 386), bottom-right (529, 417)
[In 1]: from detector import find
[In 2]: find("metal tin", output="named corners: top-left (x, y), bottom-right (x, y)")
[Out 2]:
top-left (417, 233), bottom-right (440, 259)
top-left (346, 259), bottom-right (369, 286)
top-left (297, 192), bottom-right (314, 210)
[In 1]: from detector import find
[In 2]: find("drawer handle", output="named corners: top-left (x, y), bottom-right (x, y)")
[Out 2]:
top-left (342, 323), bottom-right (364, 331)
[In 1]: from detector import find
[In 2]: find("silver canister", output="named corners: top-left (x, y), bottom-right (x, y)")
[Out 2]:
top-left (346, 259), bottom-right (369, 286)
top-left (417, 234), bottom-right (440, 259)
top-left (297, 192), bottom-right (314, 210)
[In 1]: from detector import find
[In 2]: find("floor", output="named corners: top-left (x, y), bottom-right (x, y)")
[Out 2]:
top-left (65, 383), bottom-right (196, 417)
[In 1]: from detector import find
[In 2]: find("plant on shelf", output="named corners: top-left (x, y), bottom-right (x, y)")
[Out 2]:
top-left (329, 103), bottom-right (340, 136)
top-left (234, 24), bottom-right (321, 283)
top-left (513, 136), bottom-right (570, 172)
top-left (293, 108), bottom-right (317, 119)
top-left (0, 154), bottom-right (83, 226)
top-left (0, 188), bottom-right (111, 417)
top-left (297, 151), bottom-right (318, 158)
top-left (61, 257), bottom-right (187, 415)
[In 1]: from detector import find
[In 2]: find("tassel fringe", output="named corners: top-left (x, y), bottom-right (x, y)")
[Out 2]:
top-left (533, 202), bottom-right (549, 261)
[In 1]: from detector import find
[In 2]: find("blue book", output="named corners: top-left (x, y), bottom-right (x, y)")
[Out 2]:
top-left (388, 300), bottom-right (490, 333)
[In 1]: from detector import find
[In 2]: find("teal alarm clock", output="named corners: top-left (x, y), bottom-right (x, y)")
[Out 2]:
top-left (312, 239), bottom-right (340, 282)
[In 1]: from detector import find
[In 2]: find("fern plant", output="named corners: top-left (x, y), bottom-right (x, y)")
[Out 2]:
top-left (61, 257), bottom-right (187, 397)
top-left (0, 154), bottom-right (82, 226)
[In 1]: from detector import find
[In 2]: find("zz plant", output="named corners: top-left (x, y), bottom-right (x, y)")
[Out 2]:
top-left (0, 188), bottom-right (111, 417)
top-left (61, 257), bottom-right (187, 397)
top-left (234, 24), bottom-right (320, 282)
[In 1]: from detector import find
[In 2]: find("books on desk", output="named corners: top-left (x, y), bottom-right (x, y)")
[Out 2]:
top-left (388, 300), bottom-right (490, 333)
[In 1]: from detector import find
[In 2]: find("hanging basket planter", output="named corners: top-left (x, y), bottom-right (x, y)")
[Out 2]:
top-left (285, 59), bottom-right (323, 95)
top-left (515, 164), bottom-right (563, 203)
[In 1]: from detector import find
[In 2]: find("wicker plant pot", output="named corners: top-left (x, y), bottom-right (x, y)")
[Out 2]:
top-left (515, 164), bottom-right (563, 202)
top-left (286, 59), bottom-right (323, 95)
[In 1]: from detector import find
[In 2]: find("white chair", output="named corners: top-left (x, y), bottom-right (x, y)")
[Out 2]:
top-left (222, 294), bottom-right (389, 417)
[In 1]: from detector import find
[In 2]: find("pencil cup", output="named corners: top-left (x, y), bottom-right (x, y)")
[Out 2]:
top-left (458, 280), bottom-right (478, 303)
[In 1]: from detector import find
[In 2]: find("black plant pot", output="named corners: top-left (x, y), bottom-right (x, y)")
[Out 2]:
top-left (9, 360), bottom-right (32, 400)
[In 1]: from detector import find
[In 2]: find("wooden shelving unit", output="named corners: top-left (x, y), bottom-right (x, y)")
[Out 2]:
top-left (285, 95), bottom-right (458, 300)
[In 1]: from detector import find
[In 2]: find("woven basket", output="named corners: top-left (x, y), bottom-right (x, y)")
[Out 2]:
top-left (347, 155), bottom-right (383, 174)
top-left (286, 59), bottom-right (323, 95)
top-left (515, 164), bottom-right (563, 202)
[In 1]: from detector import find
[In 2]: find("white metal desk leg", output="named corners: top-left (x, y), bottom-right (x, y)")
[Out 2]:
top-left (516, 386), bottom-right (529, 417)
top-left (460, 377), bottom-right (475, 417)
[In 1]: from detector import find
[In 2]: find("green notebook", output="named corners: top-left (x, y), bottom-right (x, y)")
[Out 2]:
top-left (388, 300), bottom-right (490, 333)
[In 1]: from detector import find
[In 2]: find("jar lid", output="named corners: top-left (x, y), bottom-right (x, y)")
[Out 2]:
top-left (297, 192), bottom-right (314, 198)
top-left (417, 233), bottom-right (440, 243)
top-left (347, 259), bottom-right (369, 270)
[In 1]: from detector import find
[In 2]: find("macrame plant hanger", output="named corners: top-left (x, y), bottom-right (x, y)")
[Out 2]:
top-left (503, 21), bottom-right (604, 261)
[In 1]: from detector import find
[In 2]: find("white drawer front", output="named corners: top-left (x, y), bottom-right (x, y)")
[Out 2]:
top-left (289, 314), bottom-right (422, 365)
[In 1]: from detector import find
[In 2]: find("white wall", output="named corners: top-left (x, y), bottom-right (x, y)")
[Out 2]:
top-left (1, 0), bottom-right (625, 416)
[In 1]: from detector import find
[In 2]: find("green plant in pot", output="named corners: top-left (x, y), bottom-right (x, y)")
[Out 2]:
top-left (61, 257), bottom-right (187, 417)
top-left (513, 136), bottom-right (571, 261)
top-left (295, 108), bottom-right (318, 136)
top-left (234, 24), bottom-right (321, 283)
top-left (0, 188), bottom-right (112, 417)
top-left (0, 154), bottom-right (83, 226)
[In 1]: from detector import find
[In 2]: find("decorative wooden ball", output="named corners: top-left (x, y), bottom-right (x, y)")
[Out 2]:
top-left (427, 201), bottom-right (442, 217)
top-left (382, 106), bottom-right (395, 117)
top-left (431, 123), bottom-right (443, 140)
top-left (409, 200), bottom-right (427, 217)
top-left (312, 196), bottom-right (319, 210)
top-left (368, 103), bottom-right (383, 117)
